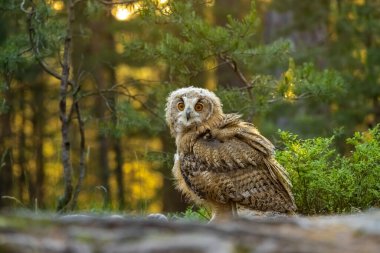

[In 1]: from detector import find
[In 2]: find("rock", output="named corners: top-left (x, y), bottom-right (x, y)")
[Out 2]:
top-left (147, 213), bottom-right (169, 222)
top-left (0, 210), bottom-right (379, 253)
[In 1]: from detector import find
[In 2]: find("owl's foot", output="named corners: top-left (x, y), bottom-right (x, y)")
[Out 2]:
top-left (209, 202), bottom-right (236, 223)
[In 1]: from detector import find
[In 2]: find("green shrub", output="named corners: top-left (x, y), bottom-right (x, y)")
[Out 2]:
top-left (277, 124), bottom-right (380, 214)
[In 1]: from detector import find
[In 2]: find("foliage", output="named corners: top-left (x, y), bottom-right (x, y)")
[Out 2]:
top-left (100, 102), bottom-right (158, 137)
top-left (277, 124), bottom-right (380, 214)
top-left (168, 206), bottom-right (211, 221)
top-left (0, 0), bottom-right (379, 214)
top-left (125, 0), bottom-right (294, 85)
top-left (278, 59), bottom-right (346, 101)
top-left (345, 127), bottom-right (380, 208)
top-left (269, 0), bottom-right (380, 135)
top-left (124, 0), bottom-right (345, 121)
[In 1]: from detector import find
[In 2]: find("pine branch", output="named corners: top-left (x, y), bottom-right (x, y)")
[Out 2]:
top-left (98, 0), bottom-right (139, 5)
top-left (26, 6), bottom-right (76, 87)
top-left (78, 85), bottom-right (166, 123)
top-left (267, 92), bottom-right (313, 104)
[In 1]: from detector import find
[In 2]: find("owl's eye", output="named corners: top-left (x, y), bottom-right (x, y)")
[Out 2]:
top-left (177, 102), bottom-right (185, 111)
top-left (194, 103), bottom-right (203, 112)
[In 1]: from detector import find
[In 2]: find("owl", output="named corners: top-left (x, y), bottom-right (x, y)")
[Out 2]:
top-left (165, 87), bottom-right (296, 221)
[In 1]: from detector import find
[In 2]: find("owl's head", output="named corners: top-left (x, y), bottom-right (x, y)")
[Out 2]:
top-left (165, 87), bottom-right (224, 136)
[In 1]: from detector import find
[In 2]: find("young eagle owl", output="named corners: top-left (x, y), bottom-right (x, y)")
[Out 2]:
top-left (165, 87), bottom-right (296, 221)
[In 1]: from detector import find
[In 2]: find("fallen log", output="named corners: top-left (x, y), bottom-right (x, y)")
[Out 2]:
top-left (0, 210), bottom-right (379, 253)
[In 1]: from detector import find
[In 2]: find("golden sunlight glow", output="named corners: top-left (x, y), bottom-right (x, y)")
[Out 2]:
top-left (115, 42), bottom-right (124, 54)
top-left (112, 5), bottom-right (133, 21)
top-left (123, 159), bottom-right (163, 213)
top-left (161, 5), bottom-right (172, 15)
top-left (204, 58), bottom-right (217, 91)
top-left (156, 0), bottom-right (171, 15)
top-left (116, 64), bottom-right (161, 83)
top-left (352, 49), bottom-right (367, 64)
top-left (347, 11), bottom-right (357, 20)
top-left (284, 83), bottom-right (296, 100)
top-left (112, 2), bottom-right (142, 21)
top-left (48, 0), bottom-right (64, 11)
top-left (205, 0), bottom-right (215, 6)
top-left (204, 5), bottom-right (216, 90)
top-left (353, 0), bottom-right (364, 5)
top-left (328, 0), bottom-right (338, 42)
top-left (111, 0), bottom-right (172, 20)
top-left (359, 49), bottom-right (367, 64)
top-left (43, 140), bottom-right (56, 158)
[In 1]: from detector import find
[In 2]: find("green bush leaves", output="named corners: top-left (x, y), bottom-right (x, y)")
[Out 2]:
top-left (277, 125), bottom-right (380, 214)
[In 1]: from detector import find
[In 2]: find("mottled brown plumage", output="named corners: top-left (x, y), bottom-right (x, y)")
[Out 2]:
top-left (165, 87), bottom-right (296, 221)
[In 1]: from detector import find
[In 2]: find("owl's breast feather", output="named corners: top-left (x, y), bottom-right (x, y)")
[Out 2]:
top-left (172, 152), bottom-right (204, 204)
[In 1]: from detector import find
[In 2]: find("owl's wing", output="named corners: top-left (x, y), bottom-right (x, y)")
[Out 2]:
top-left (185, 120), bottom-right (295, 211)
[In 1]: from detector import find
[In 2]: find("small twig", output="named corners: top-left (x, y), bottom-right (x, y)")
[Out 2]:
top-left (20, 0), bottom-right (32, 14)
top-left (92, 76), bottom-right (115, 113)
top-left (197, 60), bottom-right (229, 74)
top-left (1, 196), bottom-right (25, 207)
top-left (39, 58), bottom-right (75, 86)
top-left (219, 54), bottom-right (253, 99)
top-left (17, 47), bottom-right (33, 56)
top-left (234, 76), bottom-right (259, 91)
top-left (79, 85), bottom-right (165, 123)
top-left (120, 86), bottom-right (166, 123)
top-left (96, 185), bottom-right (109, 209)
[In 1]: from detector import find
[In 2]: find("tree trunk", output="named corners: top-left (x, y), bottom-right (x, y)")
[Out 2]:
top-left (113, 138), bottom-right (126, 211)
top-left (0, 81), bottom-right (13, 209)
top-left (93, 62), bottom-right (112, 209)
top-left (56, 0), bottom-right (75, 212)
top-left (99, 134), bottom-right (111, 209)
top-left (17, 87), bottom-right (27, 204)
top-left (88, 18), bottom-right (119, 210)
top-left (31, 81), bottom-right (46, 208)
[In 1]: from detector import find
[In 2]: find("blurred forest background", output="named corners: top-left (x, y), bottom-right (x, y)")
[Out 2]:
top-left (0, 0), bottom-right (379, 215)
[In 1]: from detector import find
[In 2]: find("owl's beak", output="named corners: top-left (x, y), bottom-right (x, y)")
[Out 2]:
top-left (186, 108), bottom-right (191, 121)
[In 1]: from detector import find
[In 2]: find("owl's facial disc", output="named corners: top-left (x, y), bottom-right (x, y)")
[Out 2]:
top-left (176, 96), bottom-right (204, 129)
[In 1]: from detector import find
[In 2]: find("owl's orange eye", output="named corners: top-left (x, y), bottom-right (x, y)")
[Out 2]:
top-left (194, 103), bottom-right (203, 112)
top-left (177, 102), bottom-right (185, 111)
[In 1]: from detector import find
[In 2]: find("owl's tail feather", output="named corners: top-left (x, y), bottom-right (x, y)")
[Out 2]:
top-left (264, 158), bottom-right (296, 209)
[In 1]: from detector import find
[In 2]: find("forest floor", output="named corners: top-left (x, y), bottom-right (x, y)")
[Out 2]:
top-left (0, 209), bottom-right (380, 253)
